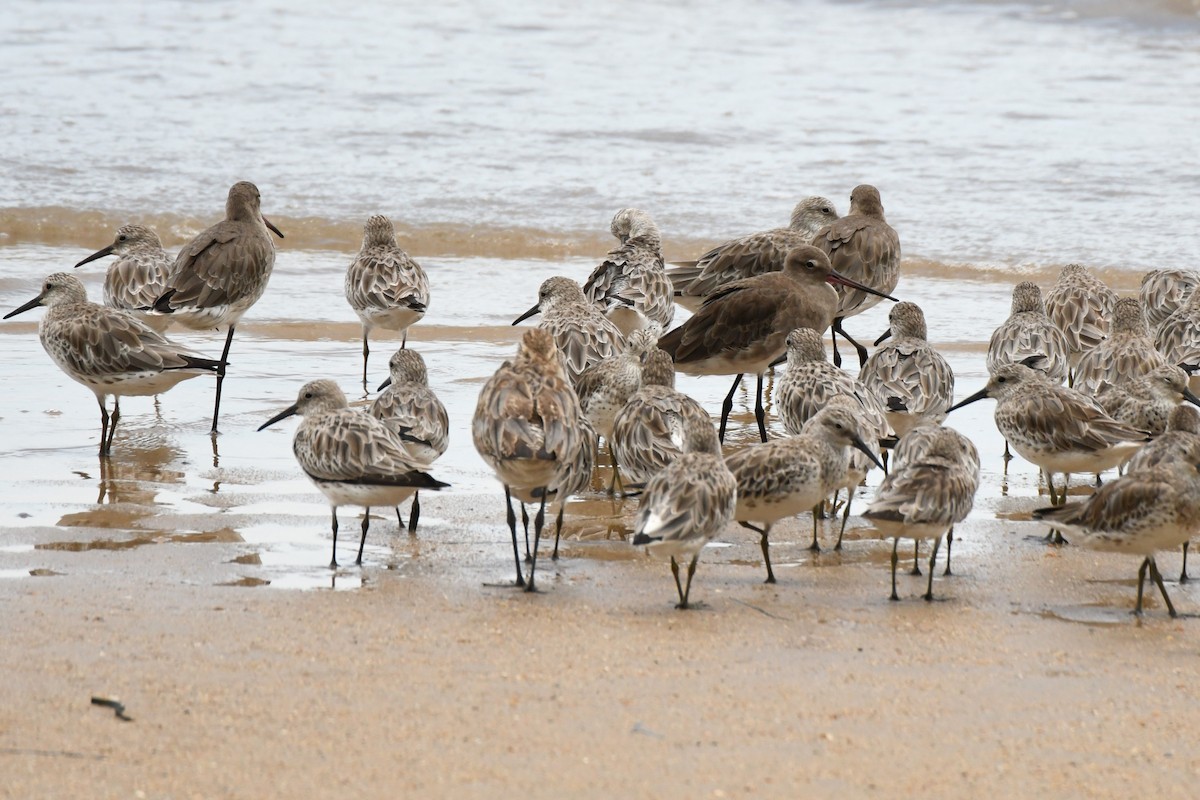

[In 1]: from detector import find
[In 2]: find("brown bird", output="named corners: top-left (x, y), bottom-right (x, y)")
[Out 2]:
top-left (812, 184), bottom-right (901, 368)
top-left (659, 245), bottom-right (897, 442)
top-left (153, 181), bottom-right (284, 432)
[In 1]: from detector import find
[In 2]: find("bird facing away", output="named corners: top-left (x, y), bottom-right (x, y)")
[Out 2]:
top-left (725, 402), bottom-right (882, 583)
top-left (472, 328), bottom-right (586, 591)
top-left (153, 181), bottom-right (284, 432)
top-left (864, 426), bottom-right (979, 602)
top-left (811, 184), bottom-right (902, 367)
top-left (1096, 364), bottom-right (1200, 437)
top-left (667, 196), bottom-right (840, 313)
top-left (345, 214), bottom-right (430, 386)
top-left (1140, 268), bottom-right (1200, 331)
top-left (513, 276), bottom-right (626, 388)
top-left (1043, 264), bottom-right (1115, 376)
top-left (74, 223), bottom-right (174, 333)
top-left (1153, 288), bottom-right (1200, 391)
top-left (631, 415), bottom-right (737, 610)
top-left (947, 362), bottom-right (1147, 505)
top-left (659, 245), bottom-right (896, 443)
top-left (986, 281), bottom-right (1070, 385)
top-left (1073, 297), bottom-right (1167, 395)
top-left (859, 301), bottom-right (955, 438)
top-left (1033, 461), bottom-right (1200, 617)
top-left (610, 348), bottom-right (714, 488)
top-left (4, 273), bottom-right (221, 456)
top-left (582, 208), bottom-right (674, 336)
top-left (370, 349), bottom-right (449, 534)
top-left (259, 380), bottom-right (449, 568)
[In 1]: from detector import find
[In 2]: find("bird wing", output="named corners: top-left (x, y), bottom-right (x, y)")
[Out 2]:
top-left (167, 220), bottom-right (275, 309)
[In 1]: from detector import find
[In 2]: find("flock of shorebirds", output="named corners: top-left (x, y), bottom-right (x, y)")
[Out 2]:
top-left (8, 180), bottom-right (1200, 617)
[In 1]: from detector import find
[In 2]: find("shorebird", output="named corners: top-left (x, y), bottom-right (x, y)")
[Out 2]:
top-left (1073, 297), bottom-right (1167, 395)
top-left (811, 185), bottom-right (901, 368)
top-left (1154, 288), bottom-right (1200, 390)
top-left (1096, 364), bottom-right (1200, 437)
top-left (776, 328), bottom-right (889, 548)
top-left (947, 362), bottom-right (1146, 507)
top-left (153, 181), bottom-right (283, 432)
top-left (725, 403), bottom-right (882, 583)
top-left (864, 426), bottom-right (979, 602)
top-left (659, 245), bottom-right (896, 443)
top-left (1140, 268), bottom-right (1200, 331)
top-left (259, 380), bottom-right (448, 568)
top-left (1043, 264), bottom-right (1115, 381)
top-left (859, 301), bottom-right (955, 439)
top-left (610, 348), bottom-right (714, 488)
top-left (4, 273), bottom-right (220, 456)
top-left (581, 208), bottom-right (673, 336)
top-left (1123, 404), bottom-right (1200, 582)
top-left (74, 224), bottom-right (173, 333)
top-left (345, 214), bottom-right (430, 385)
top-left (472, 329), bottom-right (585, 591)
top-left (986, 282), bottom-right (1070, 385)
top-left (630, 414), bottom-right (736, 609)
top-left (512, 276), bottom-right (625, 387)
top-left (369, 349), bottom-right (449, 534)
top-left (667, 196), bottom-right (840, 313)
top-left (1033, 461), bottom-right (1200, 617)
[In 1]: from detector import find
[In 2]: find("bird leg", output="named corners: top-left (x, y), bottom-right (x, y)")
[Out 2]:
top-left (355, 508), bottom-right (370, 566)
top-left (738, 521), bottom-right (775, 584)
top-left (361, 330), bottom-right (370, 387)
top-left (526, 491), bottom-right (547, 593)
top-left (910, 539), bottom-right (922, 576)
top-left (678, 554), bottom-right (699, 609)
top-left (521, 503), bottom-right (532, 562)
top-left (832, 318), bottom-right (870, 368)
top-left (1134, 557), bottom-right (1149, 616)
top-left (943, 528), bottom-right (955, 576)
top-left (97, 398), bottom-right (111, 458)
top-left (1148, 558), bottom-right (1178, 618)
top-left (890, 538), bottom-right (900, 601)
top-left (670, 556), bottom-right (684, 607)
top-left (718, 373), bottom-right (744, 443)
top-left (504, 486), bottom-right (526, 588)
top-left (835, 489), bottom-right (853, 550)
top-left (924, 537), bottom-right (942, 602)
top-left (754, 372), bottom-right (767, 443)
top-left (809, 505), bottom-right (822, 552)
top-left (210, 325), bottom-right (236, 433)
top-left (1182, 542), bottom-right (1191, 584)
top-left (552, 505), bottom-right (565, 560)
top-left (329, 508), bottom-right (340, 569)
top-left (105, 398), bottom-right (121, 454)
top-left (408, 492), bottom-right (420, 534)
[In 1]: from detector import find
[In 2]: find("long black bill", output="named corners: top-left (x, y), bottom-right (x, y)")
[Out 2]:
top-left (873, 327), bottom-right (893, 346)
top-left (258, 404), bottom-right (299, 431)
top-left (1184, 388), bottom-right (1200, 408)
top-left (4, 294), bottom-right (44, 319)
top-left (852, 437), bottom-right (886, 472)
top-left (512, 303), bottom-right (541, 325)
top-left (946, 386), bottom-right (991, 414)
top-left (75, 244), bottom-right (115, 268)
top-left (825, 269), bottom-right (899, 302)
top-left (377, 376), bottom-right (393, 392)
top-left (262, 215), bottom-right (285, 239)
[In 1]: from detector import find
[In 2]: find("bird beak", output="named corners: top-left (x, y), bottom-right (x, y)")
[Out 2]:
top-left (74, 244), bottom-right (116, 268)
top-left (512, 303), bottom-right (541, 325)
top-left (262, 215), bottom-right (285, 239)
top-left (377, 376), bottom-right (393, 392)
top-left (1184, 388), bottom-right (1200, 408)
top-left (4, 293), bottom-right (45, 319)
top-left (257, 404), bottom-right (299, 431)
top-left (946, 386), bottom-right (990, 414)
top-left (825, 269), bottom-right (898, 301)
top-left (852, 436), bottom-right (885, 472)
top-left (873, 327), bottom-right (893, 346)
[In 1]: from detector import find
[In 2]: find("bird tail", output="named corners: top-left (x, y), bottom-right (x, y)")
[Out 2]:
top-left (171, 356), bottom-right (223, 372)
top-left (631, 532), bottom-right (660, 546)
top-left (152, 289), bottom-right (178, 314)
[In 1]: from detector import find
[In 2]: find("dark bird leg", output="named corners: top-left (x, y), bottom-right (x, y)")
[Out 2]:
top-left (809, 505), bottom-right (822, 552)
top-left (97, 398), bottom-right (110, 458)
top-left (739, 522), bottom-right (775, 584)
top-left (670, 556), bottom-right (684, 607)
top-left (522, 503), bottom-right (532, 562)
top-left (552, 505), bottom-right (565, 560)
top-left (910, 539), bottom-right (922, 576)
top-left (504, 486), bottom-right (526, 588)
top-left (408, 492), bottom-right (420, 534)
top-left (754, 372), bottom-right (767, 443)
top-left (924, 537), bottom-right (942, 602)
top-left (526, 492), bottom-right (547, 592)
top-left (890, 538), bottom-right (900, 601)
top-left (361, 329), bottom-right (370, 387)
top-left (1181, 542), bottom-right (1190, 583)
top-left (835, 488), bottom-right (853, 550)
top-left (718, 373), bottom-right (743, 443)
top-left (1148, 558), bottom-right (1178, 618)
top-left (832, 318), bottom-right (870, 368)
top-left (329, 508), bottom-right (340, 569)
top-left (678, 554), bottom-right (700, 609)
top-left (396, 506), bottom-right (405, 530)
top-left (1134, 557), bottom-right (1149, 616)
top-left (211, 325), bottom-right (236, 433)
top-left (355, 508), bottom-right (370, 566)
top-left (105, 398), bottom-right (121, 455)
top-left (943, 528), bottom-right (955, 576)
top-left (831, 316), bottom-right (845, 368)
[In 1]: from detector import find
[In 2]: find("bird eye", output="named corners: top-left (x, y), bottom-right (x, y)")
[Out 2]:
top-left (997, 377), bottom-right (1006, 383)
top-left (304, 392), bottom-right (313, 399)
top-left (43, 282), bottom-right (51, 291)
top-left (822, 207), bottom-right (832, 214)
top-left (118, 234), bottom-right (127, 242)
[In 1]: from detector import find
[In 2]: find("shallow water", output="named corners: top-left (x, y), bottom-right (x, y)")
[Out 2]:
top-left (0, 0), bottom-right (1195, 593)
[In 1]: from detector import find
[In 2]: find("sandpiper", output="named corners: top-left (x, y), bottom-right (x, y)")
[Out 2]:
top-left (345, 214), bottom-right (430, 385)
top-left (1096, 364), bottom-right (1200, 437)
top-left (153, 181), bottom-right (283, 432)
top-left (667, 196), bottom-right (839, 313)
top-left (259, 380), bottom-right (448, 568)
top-left (859, 301), bottom-right (955, 439)
top-left (1043, 264), bottom-right (1115, 381)
top-left (986, 282), bottom-right (1070, 385)
top-left (1153, 288), bottom-right (1200, 391)
top-left (513, 276), bottom-right (625, 387)
top-left (1140, 268), bottom-right (1200, 331)
top-left (1073, 297), bottom-right (1167, 395)
top-left (4, 273), bottom-right (220, 456)
top-left (659, 246), bottom-right (896, 443)
top-left (74, 224), bottom-right (174, 333)
top-left (582, 208), bottom-right (674, 336)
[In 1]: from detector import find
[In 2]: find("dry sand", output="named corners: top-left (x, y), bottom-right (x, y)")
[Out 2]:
top-left (3, 488), bottom-right (1199, 799)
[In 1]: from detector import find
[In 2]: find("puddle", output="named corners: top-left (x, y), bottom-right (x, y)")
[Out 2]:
top-left (36, 528), bottom-right (244, 551)
top-left (1038, 604), bottom-right (1141, 626)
